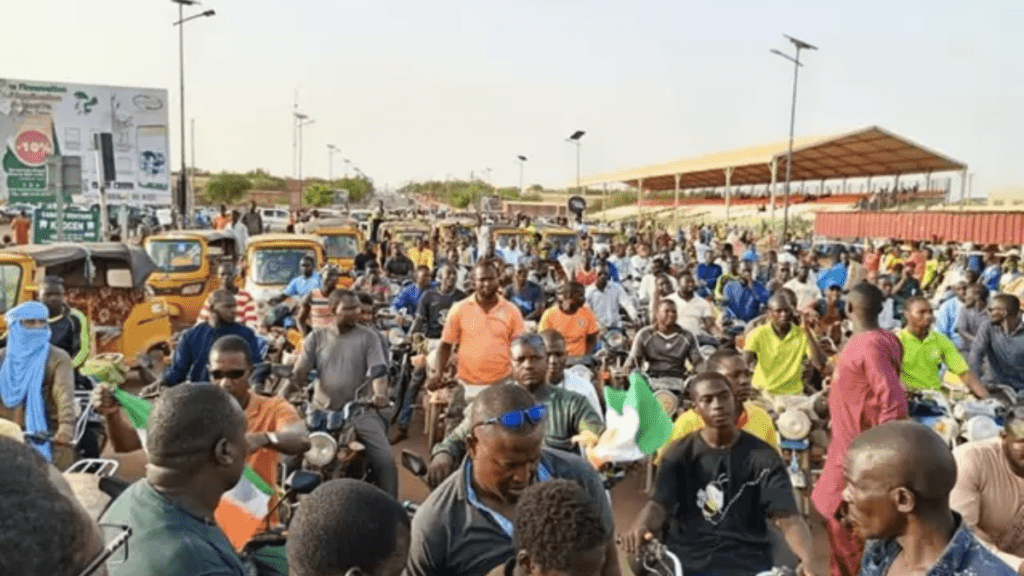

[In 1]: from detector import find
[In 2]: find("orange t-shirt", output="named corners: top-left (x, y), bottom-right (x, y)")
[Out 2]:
top-left (214, 214), bottom-right (231, 230)
top-left (442, 296), bottom-right (525, 385)
top-left (215, 392), bottom-right (301, 550)
top-left (11, 217), bottom-right (30, 245)
top-left (538, 305), bottom-right (600, 356)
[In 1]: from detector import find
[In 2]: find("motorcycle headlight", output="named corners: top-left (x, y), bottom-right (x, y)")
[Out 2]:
top-left (928, 416), bottom-right (960, 447)
top-left (777, 410), bottom-right (812, 441)
top-left (388, 327), bottom-right (405, 347)
top-left (304, 432), bottom-right (338, 467)
top-left (180, 282), bottom-right (205, 296)
top-left (605, 330), bottom-right (626, 350)
top-left (653, 390), bottom-right (679, 417)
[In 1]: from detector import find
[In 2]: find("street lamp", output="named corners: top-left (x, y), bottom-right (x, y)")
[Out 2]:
top-left (771, 34), bottom-right (817, 243)
top-left (343, 158), bottom-right (351, 179)
top-left (516, 155), bottom-right (527, 196)
top-left (172, 0), bottom-right (215, 227)
top-left (295, 112), bottom-right (314, 196)
top-left (327, 144), bottom-right (338, 180)
top-left (566, 130), bottom-right (585, 201)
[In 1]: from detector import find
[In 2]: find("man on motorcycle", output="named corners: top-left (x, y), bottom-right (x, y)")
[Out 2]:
top-left (899, 296), bottom-right (989, 398)
top-left (197, 262), bottom-right (260, 330)
top-left (101, 385), bottom-right (250, 576)
top-left (659, 349), bottom-right (778, 464)
top-left (297, 263), bottom-right (343, 333)
top-left (288, 479), bottom-right (411, 576)
top-left (353, 260), bottom-right (393, 304)
top-left (151, 290), bottom-right (263, 390)
top-left (950, 406), bottom-right (1024, 571)
top-left (626, 299), bottom-right (702, 393)
top-left (384, 243), bottom-right (416, 281)
top-left (540, 329), bottom-right (603, 418)
top-left (663, 273), bottom-right (715, 342)
top-left (721, 262), bottom-right (770, 323)
top-left (93, 334), bottom-right (311, 549)
top-left (638, 258), bottom-right (677, 306)
top-left (290, 289), bottom-right (397, 496)
top-left (968, 294), bottom-right (1024, 391)
top-left (283, 256), bottom-right (323, 299)
top-left (427, 334), bottom-right (604, 487)
top-left (538, 281), bottom-right (600, 359)
top-left (37, 276), bottom-right (89, 370)
top-left (846, 421), bottom-right (1015, 575)
top-left (487, 479), bottom-right (611, 576)
top-left (407, 383), bottom-right (619, 576)
top-left (505, 264), bottom-right (545, 323)
top-left (621, 372), bottom-right (821, 576)
top-left (585, 263), bottom-right (638, 331)
top-left (392, 265), bottom-right (433, 319)
top-left (743, 293), bottom-right (827, 397)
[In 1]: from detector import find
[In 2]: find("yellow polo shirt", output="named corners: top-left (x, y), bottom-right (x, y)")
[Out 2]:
top-left (657, 404), bottom-right (778, 463)
top-left (897, 329), bottom-right (969, 392)
top-left (744, 323), bottom-right (812, 395)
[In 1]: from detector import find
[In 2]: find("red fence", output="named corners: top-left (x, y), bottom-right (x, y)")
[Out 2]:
top-left (814, 211), bottom-right (1024, 245)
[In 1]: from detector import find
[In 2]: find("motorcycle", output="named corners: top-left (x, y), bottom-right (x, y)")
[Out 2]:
top-left (300, 381), bottom-right (391, 486)
top-left (596, 329), bottom-right (632, 392)
top-left (768, 390), bottom-right (829, 518)
top-left (239, 470), bottom-right (322, 576)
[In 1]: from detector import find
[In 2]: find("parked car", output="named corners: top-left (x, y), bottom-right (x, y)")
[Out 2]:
top-left (259, 207), bottom-right (291, 233)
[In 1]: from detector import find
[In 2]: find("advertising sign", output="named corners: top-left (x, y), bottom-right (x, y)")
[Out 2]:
top-left (32, 206), bottom-right (102, 244)
top-left (0, 78), bottom-right (171, 206)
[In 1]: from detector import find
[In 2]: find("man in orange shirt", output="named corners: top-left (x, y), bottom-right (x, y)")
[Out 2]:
top-left (213, 204), bottom-right (231, 230)
top-left (91, 334), bottom-right (310, 550)
top-left (11, 211), bottom-right (30, 245)
top-left (538, 281), bottom-right (600, 358)
top-left (428, 261), bottom-right (525, 401)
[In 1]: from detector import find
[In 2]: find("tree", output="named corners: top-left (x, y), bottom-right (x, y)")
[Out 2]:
top-left (204, 173), bottom-right (252, 205)
top-left (303, 184), bottom-right (335, 208)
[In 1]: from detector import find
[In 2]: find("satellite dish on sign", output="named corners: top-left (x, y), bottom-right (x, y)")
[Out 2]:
top-left (568, 196), bottom-right (587, 216)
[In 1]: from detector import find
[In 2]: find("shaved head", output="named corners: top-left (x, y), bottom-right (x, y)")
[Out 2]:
top-left (846, 281), bottom-right (884, 318)
top-left (468, 383), bottom-right (541, 435)
top-left (848, 420), bottom-right (957, 503)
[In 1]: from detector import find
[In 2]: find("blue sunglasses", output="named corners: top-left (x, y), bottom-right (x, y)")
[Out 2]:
top-left (474, 404), bottom-right (547, 431)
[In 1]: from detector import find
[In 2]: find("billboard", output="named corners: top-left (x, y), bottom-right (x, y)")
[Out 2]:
top-left (0, 78), bottom-right (171, 206)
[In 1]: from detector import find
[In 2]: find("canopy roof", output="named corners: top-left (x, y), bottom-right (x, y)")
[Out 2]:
top-left (581, 126), bottom-right (966, 192)
top-left (6, 242), bottom-right (157, 291)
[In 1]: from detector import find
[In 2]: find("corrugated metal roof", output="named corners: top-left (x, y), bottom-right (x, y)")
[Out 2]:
top-left (581, 126), bottom-right (967, 191)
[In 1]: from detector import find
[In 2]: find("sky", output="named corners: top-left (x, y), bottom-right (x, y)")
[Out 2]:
top-left (3, 0), bottom-right (1022, 195)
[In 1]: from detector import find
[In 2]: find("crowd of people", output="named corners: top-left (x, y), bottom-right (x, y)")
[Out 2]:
top-left (3, 207), bottom-right (1024, 576)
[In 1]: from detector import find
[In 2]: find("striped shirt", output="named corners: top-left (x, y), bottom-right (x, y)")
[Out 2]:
top-left (197, 289), bottom-right (259, 329)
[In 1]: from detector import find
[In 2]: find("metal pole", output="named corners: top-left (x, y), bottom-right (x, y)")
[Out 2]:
top-left (781, 50), bottom-right (800, 243)
top-left (190, 117), bottom-right (195, 213)
top-left (518, 159), bottom-right (524, 196)
top-left (298, 121), bottom-right (304, 196)
top-left (959, 169), bottom-right (967, 210)
top-left (328, 147), bottom-right (334, 180)
top-left (769, 158), bottom-right (778, 225)
top-left (724, 167), bottom-right (733, 220)
top-left (178, 0), bottom-right (188, 227)
top-left (673, 173), bottom-right (681, 233)
top-left (49, 156), bottom-right (65, 241)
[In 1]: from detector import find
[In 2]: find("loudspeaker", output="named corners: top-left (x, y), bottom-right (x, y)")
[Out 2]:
top-left (94, 133), bottom-right (115, 183)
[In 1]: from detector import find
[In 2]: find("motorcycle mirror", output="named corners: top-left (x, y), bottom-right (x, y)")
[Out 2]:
top-left (285, 470), bottom-right (322, 495)
top-left (401, 449), bottom-right (428, 477)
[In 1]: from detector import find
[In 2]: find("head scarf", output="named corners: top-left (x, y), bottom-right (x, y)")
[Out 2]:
top-left (0, 302), bottom-right (53, 461)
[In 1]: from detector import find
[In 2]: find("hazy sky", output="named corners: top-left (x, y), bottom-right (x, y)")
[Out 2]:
top-left (4, 0), bottom-right (1021, 194)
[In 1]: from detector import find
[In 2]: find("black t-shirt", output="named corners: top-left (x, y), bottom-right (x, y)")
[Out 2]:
top-left (504, 281), bottom-right (544, 318)
top-left (416, 288), bottom-right (467, 338)
top-left (354, 252), bottom-right (376, 272)
top-left (385, 255), bottom-right (414, 277)
top-left (653, 431), bottom-right (798, 576)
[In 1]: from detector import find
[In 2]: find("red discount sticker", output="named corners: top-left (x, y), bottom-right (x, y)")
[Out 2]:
top-left (14, 129), bottom-right (54, 167)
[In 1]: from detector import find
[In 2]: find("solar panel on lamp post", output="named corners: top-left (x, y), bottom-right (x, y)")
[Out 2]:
top-left (771, 34), bottom-right (817, 244)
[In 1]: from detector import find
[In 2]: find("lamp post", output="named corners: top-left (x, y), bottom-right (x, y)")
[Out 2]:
top-left (343, 158), bottom-right (351, 179)
top-left (172, 0), bottom-right (214, 227)
top-left (295, 112), bottom-right (313, 196)
top-left (516, 155), bottom-right (527, 196)
top-left (566, 131), bottom-right (585, 202)
top-left (771, 34), bottom-right (817, 244)
top-left (327, 144), bottom-right (338, 180)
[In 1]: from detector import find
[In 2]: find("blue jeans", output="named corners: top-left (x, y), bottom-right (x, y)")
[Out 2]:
top-left (398, 366), bottom-right (426, 428)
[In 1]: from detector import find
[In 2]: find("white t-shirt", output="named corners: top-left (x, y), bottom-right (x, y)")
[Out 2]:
top-left (664, 293), bottom-right (714, 336)
top-left (784, 278), bottom-right (822, 310)
top-left (639, 274), bottom-right (678, 305)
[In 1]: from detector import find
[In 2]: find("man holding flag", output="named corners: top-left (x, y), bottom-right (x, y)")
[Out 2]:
top-left (92, 334), bottom-right (310, 550)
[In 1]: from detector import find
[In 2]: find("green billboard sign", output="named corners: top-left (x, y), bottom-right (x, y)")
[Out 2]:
top-left (31, 206), bottom-right (101, 244)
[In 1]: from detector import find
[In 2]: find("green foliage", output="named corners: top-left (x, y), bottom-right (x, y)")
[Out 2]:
top-left (247, 168), bottom-right (287, 191)
top-left (303, 184), bottom-right (335, 208)
top-left (204, 173), bottom-right (253, 205)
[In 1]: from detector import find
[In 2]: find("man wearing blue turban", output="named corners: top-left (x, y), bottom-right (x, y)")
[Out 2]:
top-left (0, 301), bottom-right (77, 468)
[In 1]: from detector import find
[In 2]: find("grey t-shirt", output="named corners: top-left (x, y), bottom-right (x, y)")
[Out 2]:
top-left (406, 448), bottom-right (614, 576)
top-left (298, 324), bottom-right (387, 410)
top-left (101, 480), bottom-right (246, 576)
top-left (629, 325), bottom-right (703, 378)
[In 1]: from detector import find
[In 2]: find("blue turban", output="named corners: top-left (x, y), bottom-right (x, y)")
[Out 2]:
top-left (0, 302), bottom-right (53, 460)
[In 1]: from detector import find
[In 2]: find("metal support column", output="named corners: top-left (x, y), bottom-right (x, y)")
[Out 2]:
top-left (769, 159), bottom-right (778, 224)
top-left (894, 174), bottom-right (901, 208)
top-left (636, 178), bottom-right (643, 215)
top-left (959, 169), bottom-right (967, 210)
top-left (724, 167), bottom-right (734, 220)
top-left (673, 173), bottom-right (681, 233)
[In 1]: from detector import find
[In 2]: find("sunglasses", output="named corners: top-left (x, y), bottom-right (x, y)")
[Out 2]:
top-left (473, 405), bottom-right (547, 431)
top-left (76, 524), bottom-right (131, 576)
top-left (210, 369), bottom-right (248, 380)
